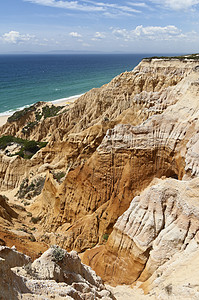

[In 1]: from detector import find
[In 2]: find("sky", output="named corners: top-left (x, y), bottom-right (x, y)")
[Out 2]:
top-left (0, 0), bottom-right (199, 54)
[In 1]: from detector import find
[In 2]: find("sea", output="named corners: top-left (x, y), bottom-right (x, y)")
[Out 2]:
top-left (0, 53), bottom-right (172, 116)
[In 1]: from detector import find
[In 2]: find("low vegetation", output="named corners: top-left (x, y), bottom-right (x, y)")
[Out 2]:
top-left (0, 135), bottom-right (47, 159)
top-left (42, 105), bottom-right (64, 119)
top-left (17, 177), bottom-right (46, 199)
top-left (144, 53), bottom-right (199, 61)
top-left (8, 102), bottom-right (64, 124)
top-left (31, 216), bottom-right (41, 224)
top-left (51, 245), bottom-right (65, 262)
top-left (102, 233), bottom-right (109, 242)
top-left (7, 105), bottom-right (37, 123)
top-left (53, 171), bottom-right (65, 183)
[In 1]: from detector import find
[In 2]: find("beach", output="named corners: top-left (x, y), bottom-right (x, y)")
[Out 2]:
top-left (0, 95), bottom-right (80, 128)
top-left (0, 115), bottom-right (9, 127)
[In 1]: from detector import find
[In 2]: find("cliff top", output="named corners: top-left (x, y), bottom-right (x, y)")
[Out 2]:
top-left (144, 53), bottom-right (199, 61)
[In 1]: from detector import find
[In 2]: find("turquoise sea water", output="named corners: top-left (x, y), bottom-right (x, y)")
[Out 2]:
top-left (0, 54), bottom-right (156, 115)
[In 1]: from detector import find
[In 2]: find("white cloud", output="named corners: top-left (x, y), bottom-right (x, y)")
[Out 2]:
top-left (91, 32), bottom-right (105, 41)
top-left (112, 29), bottom-right (130, 40)
top-left (69, 32), bottom-right (82, 38)
top-left (150, 0), bottom-right (199, 10)
top-left (113, 25), bottom-right (190, 41)
top-left (127, 2), bottom-right (149, 8)
top-left (24, 0), bottom-right (142, 14)
top-left (24, 0), bottom-right (104, 11)
top-left (1, 31), bottom-right (35, 44)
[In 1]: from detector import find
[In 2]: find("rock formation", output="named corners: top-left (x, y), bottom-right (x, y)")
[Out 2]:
top-left (0, 245), bottom-right (115, 300)
top-left (82, 178), bottom-right (199, 284)
top-left (26, 59), bottom-right (199, 255)
top-left (1, 56), bottom-right (199, 298)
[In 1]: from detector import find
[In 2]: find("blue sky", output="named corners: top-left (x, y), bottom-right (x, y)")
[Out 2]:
top-left (0, 0), bottom-right (199, 53)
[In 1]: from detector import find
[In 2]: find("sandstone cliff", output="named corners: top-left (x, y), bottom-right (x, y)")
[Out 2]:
top-left (0, 58), bottom-right (191, 191)
top-left (1, 57), bottom-right (199, 298)
top-left (28, 59), bottom-right (199, 254)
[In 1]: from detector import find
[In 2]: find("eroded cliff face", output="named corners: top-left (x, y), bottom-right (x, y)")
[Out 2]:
top-left (82, 178), bottom-right (199, 285)
top-left (1, 58), bottom-right (199, 297)
top-left (30, 60), bottom-right (199, 255)
top-left (0, 58), bottom-right (190, 191)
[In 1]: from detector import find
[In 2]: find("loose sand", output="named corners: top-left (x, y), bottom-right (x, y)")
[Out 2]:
top-left (0, 115), bottom-right (9, 127)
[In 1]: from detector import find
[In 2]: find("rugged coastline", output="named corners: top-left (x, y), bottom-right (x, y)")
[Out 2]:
top-left (0, 55), bottom-right (199, 299)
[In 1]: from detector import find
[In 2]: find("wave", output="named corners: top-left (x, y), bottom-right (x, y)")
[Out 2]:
top-left (0, 103), bottom-right (34, 117)
top-left (0, 93), bottom-right (85, 117)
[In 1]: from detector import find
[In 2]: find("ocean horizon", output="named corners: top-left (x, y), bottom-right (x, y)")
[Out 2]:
top-left (0, 53), bottom-right (178, 116)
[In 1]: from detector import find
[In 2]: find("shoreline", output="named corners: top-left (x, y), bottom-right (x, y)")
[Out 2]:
top-left (0, 115), bottom-right (10, 127)
top-left (0, 94), bottom-right (83, 128)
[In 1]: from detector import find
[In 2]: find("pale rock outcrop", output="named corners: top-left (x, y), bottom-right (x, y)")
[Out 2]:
top-left (142, 238), bottom-right (199, 299)
top-left (1, 58), bottom-right (199, 297)
top-left (0, 246), bottom-right (115, 300)
top-left (82, 178), bottom-right (199, 286)
top-left (0, 257), bottom-right (31, 300)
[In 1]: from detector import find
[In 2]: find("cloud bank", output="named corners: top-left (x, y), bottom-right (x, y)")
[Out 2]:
top-left (1, 31), bottom-right (35, 44)
top-left (151, 0), bottom-right (199, 10)
top-left (113, 25), bottom-right (187, 41)
top-left (24, 0), bottom-right (141, 14)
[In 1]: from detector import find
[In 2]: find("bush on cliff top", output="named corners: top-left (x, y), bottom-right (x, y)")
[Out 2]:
top-left (0, 135), bottom-right (47, 159)
top-left (8, 102), bottom-right (64, 123)
top-left (144, 53), bottom-right (199, 61)
top-left (8, 106), bottom-right (36, 123)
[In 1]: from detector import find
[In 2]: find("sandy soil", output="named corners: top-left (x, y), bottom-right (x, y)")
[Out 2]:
top-left (0, 115), bottom-right (9, 127)
top-left (106, 284), bottom-right (155, 300)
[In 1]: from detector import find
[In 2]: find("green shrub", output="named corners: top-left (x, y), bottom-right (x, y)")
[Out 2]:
top-left (29, 235), bottom-right (36, 242)
top-left (7, 106), bottom-right (36, 123)
top-left (102, 233), bottom-right (109, 241)
top-left (17, 177), bottom-right (45, 199)
top-left (51, 245), bottom-right (65, 262)
top-left (53, 172), bottom-right (65, 183)
top-left (42, 105), bottom-right (63, 119)
top-left (22, 121), bottom-right (38, 134)
top-left (31, 216), bottom-right (41, 224)
top-left (0, 135), bottom-right (47, 159)
top-left (144, 53), bottom-right (199, 61)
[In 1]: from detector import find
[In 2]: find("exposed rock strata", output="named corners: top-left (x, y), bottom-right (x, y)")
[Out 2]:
top-left (0, 59), bottom-right (193, 191)
top-left (142, 238), bottom-right (199, 299)
top-left (0, 246), bottom-right (115, 300)
top-left (32, 63), bottom-right (199, 251)
top-left (1, 58), bottom-right (199, 297)
top-left (82, 178), bottom-right (199, 285)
